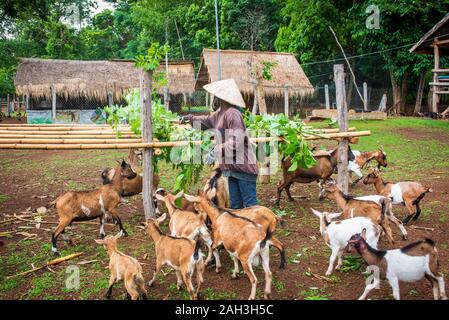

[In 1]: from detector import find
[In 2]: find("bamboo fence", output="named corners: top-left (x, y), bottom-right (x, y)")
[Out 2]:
top-left (0, 124), bottom-right (371, 150)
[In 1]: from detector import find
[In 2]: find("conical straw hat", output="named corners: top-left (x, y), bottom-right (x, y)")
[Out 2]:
top-left (203, 79), bottom-right (246, 108)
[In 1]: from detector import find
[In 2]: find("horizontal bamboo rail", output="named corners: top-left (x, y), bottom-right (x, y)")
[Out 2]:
top-left (0, 134), bottom-right (137, 139)
top-left (0, 126), bottom-right (130, 131)
top-left (0, 130), bottom-right (371, 150)
top-left (0, 130), bottom-right (135, 135)
top-left (0, 123), bottom-right (120, 127)
top-left (0, 138), bottom-right (142, 144)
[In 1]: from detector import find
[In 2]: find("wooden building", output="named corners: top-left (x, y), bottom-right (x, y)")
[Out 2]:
top-left (411, 13), bottom-right (449, 113)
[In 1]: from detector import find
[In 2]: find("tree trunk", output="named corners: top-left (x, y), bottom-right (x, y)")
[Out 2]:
top-left (256, 82), bottom-right (267, 114)
top-left (414, 72), bottom-right (426, 115)
top-left (390, 70), bottom-right (401, 115)
top-left (400, 72), bottom-right (408, 114)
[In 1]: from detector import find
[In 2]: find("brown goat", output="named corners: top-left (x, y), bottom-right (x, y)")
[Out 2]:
top-left (321, 182), bottom-right (400, 244)
top-left (363, 169), bottom-right (432, 224)
top-left (145, 217), bottom-right (205, 300)
top-left (276, 149), bottom-right (338, 206)
top-left (95, 234), bottom-right (147, 300)
top-left (185, 190), bottom-right (272, 300)
top-left (154, 191), bottom-right (221, 272)
top-left (50, 160), bottom-right (135, 255)
top-left (101, 168), bottom-right (160, 197)
top-left (203, 167), bottom-right (230, 208)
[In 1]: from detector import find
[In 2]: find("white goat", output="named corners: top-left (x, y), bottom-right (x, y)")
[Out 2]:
top-left (311, 208), bottom-right (381, 276)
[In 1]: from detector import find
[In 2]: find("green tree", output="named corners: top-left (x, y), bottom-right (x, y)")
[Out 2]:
top-left (351, 0), bottom-right (448, 113)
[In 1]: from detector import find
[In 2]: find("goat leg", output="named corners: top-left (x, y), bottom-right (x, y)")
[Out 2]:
top-left (285, 183), bottom-right (295, 202)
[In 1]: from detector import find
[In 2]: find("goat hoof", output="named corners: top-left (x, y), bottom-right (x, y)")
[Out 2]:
top-left (53, 251), bottom-right (61, 257)
top-left (264, 293), bottom-right (271, 300)
top-left (231, 274), bottom-right (238, 279)
top-left (215, 267), bottom-right (221, 274)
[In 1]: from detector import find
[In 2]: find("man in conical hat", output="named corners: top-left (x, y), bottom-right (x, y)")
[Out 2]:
top-left (181, 79), bottom-right (258, 209)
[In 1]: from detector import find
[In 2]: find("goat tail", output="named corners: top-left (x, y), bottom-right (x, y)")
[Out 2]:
top-left (260, 229), bottom-right (273, 249)
top-left (48, 196), bottom-right (62, 209)
top-left (275, 215), bottom-right (287, 228)
top-left (193, 236), bottom-right (203, 261)
top-left (379, 197), bottom-right (388, 224)
top-left (412, 188), bottom-right (432, 205)
top-left (132, 273), bottom-right (146, 291)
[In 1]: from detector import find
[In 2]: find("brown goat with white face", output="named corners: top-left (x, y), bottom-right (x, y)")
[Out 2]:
top-left (184, 190), bottom-right (273, 300)
top-left (276, 149), bottom-right (338, 206)
top-left (145, 217), bottom-right (205, 300)
top-left (50, 160), bottom-right (135, 255)
top-left (321, 182), bottom-right (400, 244)
top-left (154, 191), bottom-right (221, 272)
top-left (363, 169), bottom-right (432, 224)
top-left (95, 234), bottom-right (147, 300)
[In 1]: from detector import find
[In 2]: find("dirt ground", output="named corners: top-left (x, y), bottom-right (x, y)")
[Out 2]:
top-left (0, 117), bottom-right (448, 300)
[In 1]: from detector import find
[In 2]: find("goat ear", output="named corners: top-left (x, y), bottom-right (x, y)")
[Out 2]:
top-left (327, 212), bottom-right (343, 220)
top-left (155, 193), bottom-right (165, 201)
top-left (155, 213), bottom-right (167, 225)
top-left (121, 159), bottom-right (127, 167)
top-left (94, 239), bottom-right (105, 245)
top-left (106, 168), bottom-right (116, 182)
top-left (310, 208), bottom-right (322, 217)
top-left (361, 228), bottom-right (367, 240)
top-left (174, 190), bottom-right (184, 199)
top-left (184, 194), bottom-right (199, 202)
top-left (206, 188), bottom-right (216, 200)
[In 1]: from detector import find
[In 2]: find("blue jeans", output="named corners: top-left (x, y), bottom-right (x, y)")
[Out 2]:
top-left (227, 176), bottom-right (258, 209)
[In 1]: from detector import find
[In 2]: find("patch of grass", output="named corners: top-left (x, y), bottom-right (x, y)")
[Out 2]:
top-left (27, 273), bottom-right (56, 298)
top-left (272, 277), bottom-right (285, 293)
top-left (0, 194), bottom-right (9, 203)
top-left (299, 287), bottom-right (331, 300)
top-left (202, 287), bottom-right (237, 300)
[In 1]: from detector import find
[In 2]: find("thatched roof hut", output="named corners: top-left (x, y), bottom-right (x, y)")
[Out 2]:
top-left (15, 58), bottom-right (195, 103)
top-left (195, 49), bottom-right (314, 97)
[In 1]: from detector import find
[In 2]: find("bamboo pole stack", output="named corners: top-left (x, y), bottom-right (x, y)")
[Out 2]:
top-left (0, 123), bottom-right (371, 150)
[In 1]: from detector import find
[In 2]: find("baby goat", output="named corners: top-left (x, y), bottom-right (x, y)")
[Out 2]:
top-left (95, 234), bottom-right (147, 300)
top-left (50, 160), bottom-right (134, 255)
top-left (184, 190), bottom-right (272, 300)
top-left (322, 181), bottom-right (406, 244)
top-left (145, 216), bottom-right (205, 300)
top-left (363, 169), bottom-right (433, 224)
top-left (311, 208), bottom-right (381, 276)
top-left (347, 230), bottom-right (447, 300)
top-left (154, 191), bottom-right (220, 272)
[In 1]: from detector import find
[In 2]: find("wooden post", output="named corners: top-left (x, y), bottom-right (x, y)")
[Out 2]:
top-left (6, 94), bottom-right (10, 116)
top-left (325, 84), bottom-right (330, 109)
top-left (432, 42), bottom-right (440, 113)
top-left (284, 84), bottom-right (289, 117)
top-left (334, 64), bottom-right (349, 193)
top-left (140, 70), bottom-right (155, 220)
top-left (363, 82), bottom-right (369, 111)
top-left (414, 73), bottom-right (425, 115)
top-left (107, 92), bottom-right (114, 107)
top-left (51, 85), bottom-right (57, 120)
